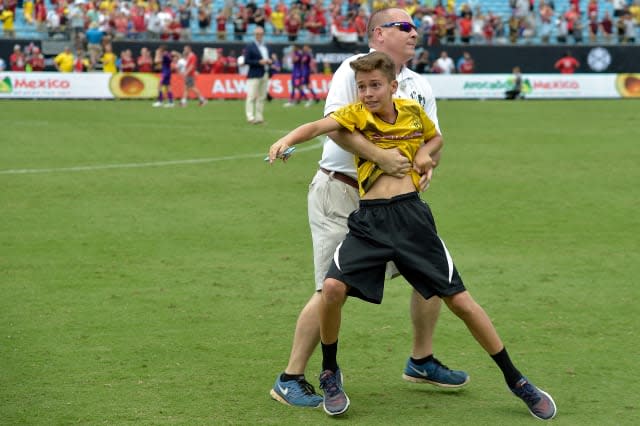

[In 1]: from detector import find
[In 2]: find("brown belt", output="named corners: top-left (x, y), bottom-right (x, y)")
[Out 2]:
top-left (320, 167), bottom-right (358, 190)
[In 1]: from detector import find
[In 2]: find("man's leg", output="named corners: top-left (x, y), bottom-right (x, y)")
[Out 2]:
top-left (403, 290), bottom-right (470, 387)
top-left (254, 75), bottom-right (268, 122)
top-left (444, 291), bottom-right (557, 420)
top-left (285, 292), bottom-right (321, 375)
top-left (269, 293), bottom-right (323, 408)
top-left (245, 78), bottom-right (256, 122)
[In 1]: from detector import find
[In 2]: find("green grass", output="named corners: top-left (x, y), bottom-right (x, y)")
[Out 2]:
top-left (1, 99), bottom-right (639, 425)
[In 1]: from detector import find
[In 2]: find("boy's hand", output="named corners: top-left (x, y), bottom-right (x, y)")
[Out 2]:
top-left (377, 148), bottom-right (410, 178)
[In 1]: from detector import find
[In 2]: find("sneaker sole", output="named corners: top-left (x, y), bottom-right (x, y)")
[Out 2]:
top-left (323, 394), bottom-right (350, 416)
top-left (527, 388), bottom-right (557, 420)
top-left (269, 388), bottom-right (322, 408)
top-left (402, 373), bottom-right (471, 388)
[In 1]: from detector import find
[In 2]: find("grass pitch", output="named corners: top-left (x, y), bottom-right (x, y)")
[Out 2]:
top-left (1, 99), bottom-right (639, 425)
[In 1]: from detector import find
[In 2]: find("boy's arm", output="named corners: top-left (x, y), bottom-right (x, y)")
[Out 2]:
top-left (268, 117), bottom-right (342, 163)
top-left (328, 129), bottom-right (411, 178)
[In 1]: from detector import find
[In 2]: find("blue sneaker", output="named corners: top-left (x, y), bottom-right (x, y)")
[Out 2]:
top-left (510, 377), bottom-right (557, 420)
top-left (270, 375), bottom-right (323, 408)
top-left (402, 357), bottom-right (470, 388)
top-left (319, 369), bottom-right (349, 416)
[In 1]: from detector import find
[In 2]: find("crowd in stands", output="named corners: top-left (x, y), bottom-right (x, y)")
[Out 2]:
top-left (0, 0), bottom-right (638, 46)
top-left (0, 40), bottom-right (248, 72)
top-left (1, 0), bottom-right (639, 72)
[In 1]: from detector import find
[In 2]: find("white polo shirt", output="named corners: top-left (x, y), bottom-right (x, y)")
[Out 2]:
top-left (320, 50), bottom-right (441, 179)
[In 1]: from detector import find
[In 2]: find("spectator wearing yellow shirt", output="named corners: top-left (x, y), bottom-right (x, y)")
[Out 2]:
top-left (0, 6), bottom-right (16, 38)
top-left (630, 0), bottom-right (640, 31)
top-left (23, 0), bottom-right (35, 25)
top-left (54, 47), bottom-right (75, 72)
top-left (101, 43), bottom-right (118, 73)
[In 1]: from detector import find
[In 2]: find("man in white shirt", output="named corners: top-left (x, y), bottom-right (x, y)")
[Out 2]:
top-left (433, 50), bottom-right (456, 74)
top-left (270, 7), bottom-right (468, 409)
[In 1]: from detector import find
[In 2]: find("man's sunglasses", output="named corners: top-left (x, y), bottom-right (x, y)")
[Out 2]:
top-left (379, 21), bottom-right (417, 33)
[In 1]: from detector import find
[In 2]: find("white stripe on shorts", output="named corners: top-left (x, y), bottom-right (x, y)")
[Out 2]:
top-left (438, 237), bottom-right (454, 284)
top-left (333, 241), bottom-right (344, 272)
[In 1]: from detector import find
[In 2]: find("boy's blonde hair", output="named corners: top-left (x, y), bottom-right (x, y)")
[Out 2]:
top-left (349, 51), bottom-right (396, 83)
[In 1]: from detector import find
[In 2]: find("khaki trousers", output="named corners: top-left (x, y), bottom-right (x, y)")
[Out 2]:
top-left (245, 74), bottom-right (269, 122)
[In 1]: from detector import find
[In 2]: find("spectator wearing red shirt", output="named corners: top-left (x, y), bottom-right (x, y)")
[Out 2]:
top-left (304, 6), bottom-right (327, 40)
top-left (74, 50), bottom-right (90, 72)
top-left (28, 46), bottom-right (45, 71)
top-left (130, 6), bottom-right (147, 39)
top-left (587, 0), bottom-right (598, 18)
top-left (34, 0), bottom-right (47, 32)
top-left (164, 17), bottom-right (182, 41)
top-left (136, 47), bottom-right (154, 72)
top-left (211, 48), bottom-right (226, 73)
top-left (458, 14), bottom-right (472, 43)
top-left (120, 49), bottom-right (136, 72)
top-left (354, 8), bottom-right (368, 42)
top-left (600, 10), bottom-right (613, 42)
top-left (113, 11), bottom-right (130, 40)
top-left (225, 50), bottom-right (238, 74)
top-left (216, 10), bottom-right (228, 40)
top-left (263, 0), bottom-right (273, 21)
top-left (457, 51), bottom-right (475, 73)
top-left (554, 51), bottom-right (580, 74)
top-left (284, 6), bottom-right (303, 42)
top-left (9, 45), bottom-right (26, 71)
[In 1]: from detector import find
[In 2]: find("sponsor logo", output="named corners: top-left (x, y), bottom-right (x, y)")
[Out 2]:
top-left (277, 384), bottom-right (289, 396)
top-left (409, 365), bottom-right (429, 377)
top-left (13, 78), bottom-right (71, 89)
top-left (615, 74), bottom-right (640, 97)
top-left (463, 78), bottom-right (532, 94)
top-left (587, 47), bottom-right (611, 72)
top-left (0, 76), bottom-right (12, 93)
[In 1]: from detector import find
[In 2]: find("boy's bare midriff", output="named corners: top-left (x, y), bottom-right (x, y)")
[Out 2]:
top-left (361, 174), bottom-right (417, 200)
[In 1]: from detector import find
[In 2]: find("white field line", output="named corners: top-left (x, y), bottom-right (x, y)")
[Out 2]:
top-left (0, 141), bottom-right (323, 175)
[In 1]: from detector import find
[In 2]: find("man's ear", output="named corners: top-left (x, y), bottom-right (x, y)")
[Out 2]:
top-left (391, 79), bottom-right (399, 94)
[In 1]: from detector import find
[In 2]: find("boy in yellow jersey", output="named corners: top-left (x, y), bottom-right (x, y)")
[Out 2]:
top-left (268, 51), bottom-right (556, 420)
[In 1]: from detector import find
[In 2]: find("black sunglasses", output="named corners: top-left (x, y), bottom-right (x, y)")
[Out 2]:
top-left (379, 21), bottom-right (417, 33)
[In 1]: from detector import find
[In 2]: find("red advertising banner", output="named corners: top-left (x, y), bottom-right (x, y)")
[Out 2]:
top-left (109, 72), bottom-right (333, 100)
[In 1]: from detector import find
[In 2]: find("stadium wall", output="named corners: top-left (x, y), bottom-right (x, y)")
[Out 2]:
top-left (2, 39), bottom-right (640, 73)
top-left (2, 71), bottom-right (639, 100)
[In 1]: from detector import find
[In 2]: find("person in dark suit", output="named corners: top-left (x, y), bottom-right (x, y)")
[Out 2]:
top-left (244, 26), bottom-right (272, 124)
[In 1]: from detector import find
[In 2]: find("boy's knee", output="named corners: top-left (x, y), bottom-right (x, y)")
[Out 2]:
top-left (445, 291), bottom-right (476, 318)
top-left (322, 278), bottom-right (347, 303)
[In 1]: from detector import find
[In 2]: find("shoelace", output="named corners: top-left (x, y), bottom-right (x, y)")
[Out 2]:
top-left (516, 382), bottom-right (541, 405)
top-left (430, 357), bottom-right (450, 370)
top-left (298, 380), bottom-right (318, 396)
top-left (320, 373), bottom-right (340, 396)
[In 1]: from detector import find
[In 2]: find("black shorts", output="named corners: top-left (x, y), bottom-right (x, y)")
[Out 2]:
top-left (325, 192), bottom-right (466, 304)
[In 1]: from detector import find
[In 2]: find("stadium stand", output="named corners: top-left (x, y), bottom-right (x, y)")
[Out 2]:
top-left (3, 0), bottom-right (638, 45)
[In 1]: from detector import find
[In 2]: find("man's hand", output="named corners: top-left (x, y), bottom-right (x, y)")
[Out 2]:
top-left (268, 140), bottom-right (291, 164)
top-left (375, 148), bottom-right (411, 178)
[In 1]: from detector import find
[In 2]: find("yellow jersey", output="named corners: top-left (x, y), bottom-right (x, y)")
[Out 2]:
top-left (102, 52), bottom-right (117, 73)
top-left (330, 98), bottom-right (437, 196)
top-left (54, 51), bottom-right (74, 72)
